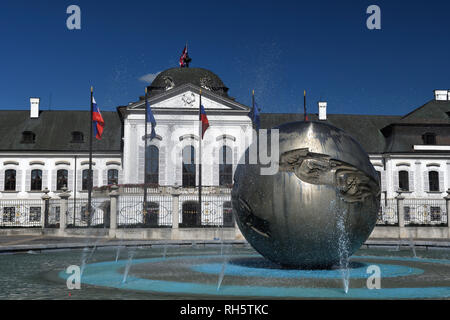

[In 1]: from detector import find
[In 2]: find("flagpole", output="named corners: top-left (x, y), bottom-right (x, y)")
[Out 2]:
top-left (198, 89), bottom-right (202, 226)
top-left (304, 90), bottom-right (307, 122)
top-left (252, 90), bottom-right (255, 129)
top-left (143, 87), bottom-right (148, 221)
top-left (88, 86), bottom-right (93, 227)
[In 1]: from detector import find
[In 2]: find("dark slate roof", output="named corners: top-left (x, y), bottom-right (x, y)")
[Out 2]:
top-left (0, 110), bottom-right (122, 152)
top-left (382, 124), bottom-right (450, 153)
top-left (147, 68), bottom-right (229, 98)
top-left (260, 113), bottom-right (401, 153)
top-left (400, 100), bottom-right (450, 122)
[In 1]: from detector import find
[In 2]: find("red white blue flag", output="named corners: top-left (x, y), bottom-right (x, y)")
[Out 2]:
top-left (200, 104), bottom-right (209, 139)
top-left (179, 45), bottom-right (188, 67)
top-left (92, 97), bottom-right (105, 140)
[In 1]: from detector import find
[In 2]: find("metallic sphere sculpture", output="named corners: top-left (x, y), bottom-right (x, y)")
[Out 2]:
top-left (232, 121), bottom-right (380, 269)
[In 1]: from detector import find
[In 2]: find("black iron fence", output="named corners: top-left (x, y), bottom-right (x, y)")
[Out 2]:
top-left (0, 188), bottom-right (447, 229)
top-left (67, 197), bottom-right (110, 228)
top-left (377, 198), bottom-right (399, 226)
top-left (179, 194), bottom-right (234, 228)
top-left (118, 194), bottom-right (172, 228)
top-left (0, 199), bottom-right (44, 228)
top-left (403, 198), bottom-right (447, 226)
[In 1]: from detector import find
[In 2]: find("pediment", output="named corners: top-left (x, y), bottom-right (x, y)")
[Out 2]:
top-left (128, 84), bottom-right (250, 112)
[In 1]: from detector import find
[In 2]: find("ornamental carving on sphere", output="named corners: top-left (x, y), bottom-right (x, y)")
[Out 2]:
top-left (163, 76), bottom-right (175, 91)
top-left (200, 77), bottom-right (213, 91)
top-left (181, 93), bottom-right (196, 107)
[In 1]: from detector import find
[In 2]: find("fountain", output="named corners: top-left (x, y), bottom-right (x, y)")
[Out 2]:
top-left (51, 121), bottom-right (449, 299)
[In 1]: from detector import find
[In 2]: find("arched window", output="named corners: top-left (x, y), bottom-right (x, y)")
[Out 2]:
top-left (219, 146), bottom-right (233, 186)
top-left (30, 169), bottom-right (42, 191)
top-left (429, 171), bottom-right (439, 192)
top-left (82, 169), bottom-right (91, 191)
top-left (107, 169), bottom-right (119, 185)
top-left (398, 171), bottom-right (409, 191)
top-left (182, 146), bottom-right (196, 188)
top-left (146, 145), bottom-right (159, 185)
top-left (57, 169), bottom-right (68, 190)
top-left (4, 170), bottom-right (16, 191)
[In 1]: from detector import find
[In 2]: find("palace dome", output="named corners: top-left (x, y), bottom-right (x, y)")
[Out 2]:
top-left (147, 67), bottom-right (230, 97)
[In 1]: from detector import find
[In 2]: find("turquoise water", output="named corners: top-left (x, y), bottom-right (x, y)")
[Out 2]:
top-left (1, 245), bottom-right (450, 299)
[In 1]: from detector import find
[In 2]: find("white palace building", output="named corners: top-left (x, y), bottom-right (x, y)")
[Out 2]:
top-left (0, 66), bottom-right (449, 239)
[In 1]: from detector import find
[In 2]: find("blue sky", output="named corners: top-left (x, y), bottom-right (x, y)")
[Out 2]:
top-left (0, 0), bottom-right (449, 115)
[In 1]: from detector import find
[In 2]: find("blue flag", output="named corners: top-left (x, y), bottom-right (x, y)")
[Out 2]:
top-left (146, 99), bottom-right (157, 140)
top-left (249, 101), bottom-right (260, 130)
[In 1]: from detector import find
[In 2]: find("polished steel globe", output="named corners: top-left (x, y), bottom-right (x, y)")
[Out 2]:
top-left (232, 121), bottom-right (380, 269)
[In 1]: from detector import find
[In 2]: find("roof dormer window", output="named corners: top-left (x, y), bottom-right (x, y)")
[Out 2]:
top-left (21, 131), bottom-right (36, 144)
top-left (422, 132), bottom-right (436, 145)
top-left (71, 131), bottom-right (84, 143)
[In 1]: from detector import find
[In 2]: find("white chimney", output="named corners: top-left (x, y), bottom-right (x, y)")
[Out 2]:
top-left (318, 101), bottom-right (327, 120)
top-left (30, 98), bottom-right (40, 118)
top-left (434, 90), bottom-right (448, 101)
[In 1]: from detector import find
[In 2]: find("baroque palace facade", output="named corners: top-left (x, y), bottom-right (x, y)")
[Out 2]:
top-left (0, 67), bottom-right (449, 230)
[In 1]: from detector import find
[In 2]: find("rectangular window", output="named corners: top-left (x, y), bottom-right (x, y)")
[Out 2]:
top-left (4, 170), bottom-right (16, 191)
top-left (57, 170), bottom-right (68, 190)
top-left (31, 170), bottom-right (43, 191)
top-left (107, 169), bottom-right (119, 185)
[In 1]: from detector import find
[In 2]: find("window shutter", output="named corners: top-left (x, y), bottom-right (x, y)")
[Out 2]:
top-left (68, 170), bottom-right (74, 191)
top-left (176, 151), bottom-right (182, 186)
top-left (439, 171), bottom-right (444, 192)
top-left (408, 171), bottom-right (414, 192)
top-left (42, 170), bottom-right (48, 191)
top-left (51, 170), bottom-right (57, 191)
top-left (159, 146), bottom-right (166, 186)
top-left (393, 171), bottom-right (399, 192)
top-left (77, 170), bottom-right (82, 191)
top-left (25, 169), bottom-right (31, 192)
top-left (16, 170), bottom-right (23, 192)
top-left (212, 147), bottom-right (219, 186)
top-left (0, 170), bottom-right (4, 191)
top-left (380, 171), bottom-right (386, 192)
top-left (102, 170), bottom-right (108, 186)
top-left (118, 170), bottom-right (124, 185)
top-left (138, 146), bottom-right (145, 184)
top-left (423, 171), bottom-right (429, 192)
top-left (93, 170), bottom-right (99, 187)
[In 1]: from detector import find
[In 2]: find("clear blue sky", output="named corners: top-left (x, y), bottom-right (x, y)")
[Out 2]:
top-left (0, 0), bottom-right (449, 115)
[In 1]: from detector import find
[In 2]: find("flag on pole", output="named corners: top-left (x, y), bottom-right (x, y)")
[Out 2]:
top-left (179, 45), bottom-right (188, 68)
top-left (92, 97), bottom-right (104, 140)
top-left (146, 98), bottom-right (157, 140)
top-left (200, 104), bottom-right (209, 139)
